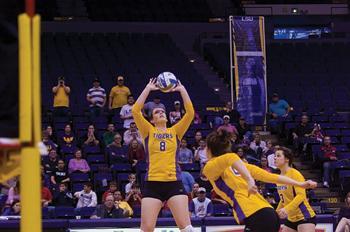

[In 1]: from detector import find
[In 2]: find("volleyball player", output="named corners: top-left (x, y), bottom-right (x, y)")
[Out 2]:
top-left (132, 78), bottom-right (195, 232)
top-left (203, 130), bottom-right (317, 232)
top-left (274, 146), bottom-right (316, 232)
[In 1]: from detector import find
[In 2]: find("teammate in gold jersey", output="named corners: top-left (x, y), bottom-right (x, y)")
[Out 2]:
top-left (132, 78), bottom-right (195, 232)
top-left (274, 146), bottom-right (316, 232)
top-left (203, 130), bottom-right (317, 232)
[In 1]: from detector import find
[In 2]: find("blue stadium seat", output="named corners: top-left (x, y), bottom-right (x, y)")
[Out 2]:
top-left (54, 207), bottom-right (76, 219)
top-left (78, 207), bottom-right (96, 218)
top-left (70, 173), bottom-right (90, 183)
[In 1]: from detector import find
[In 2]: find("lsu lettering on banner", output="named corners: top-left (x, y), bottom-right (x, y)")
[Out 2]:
top-left (230, 16), bottom-right (267, 125)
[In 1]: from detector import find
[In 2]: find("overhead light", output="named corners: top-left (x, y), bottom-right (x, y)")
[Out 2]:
top-left (189, 59), bottom-right (195, 63)
top-left (214, 88), bottom-right (220, 92)
top-left (291, 8), bottom-right (298, 14)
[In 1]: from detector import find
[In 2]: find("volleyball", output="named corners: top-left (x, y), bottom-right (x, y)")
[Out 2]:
top-left (156, 72), bottom-right (178, 92)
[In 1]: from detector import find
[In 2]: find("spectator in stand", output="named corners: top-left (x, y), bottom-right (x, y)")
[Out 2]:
top-left (52, 183), bottom-right (74, 207)
top-left (195, 168), bottom-right (213, 193)
top-left (58, 124), bottom-right (77, 154)
top-left (178, 138), bottom-right (193, 164)
top-left (120, 95), bottom-right (135, 129)
top-left (236, 147), bottom-right (248, 163)
top-left (143, 96), bottom-right (165, 119)
top-left (221, 101), bottom-right (241, 124)
top-left (74, 182), bottom-right (97, 208)
top-left (86, 78), bottom-right (106, 121)
top-left (123, 122), bottom-right (142, 146)
top-left (45, 125), bottom-right (57, 143)
top-left (44, 149), bottom-right (59, 175)
top-left (102, 181), bottom-right (118, 202)
top-left (236, 117), bottom-right (252, 141)
top-left (292, 114), bottom-right (313, 156)
top-left (125, 183), bottom-right (142, 209)
top-left (50, 159), bottom-right (70, 191)
top-left (181, 169), bottom-right (195, 194)
top-left (268, 93), bottom-right (290, 118)
top-left (80, 124), bottom-right (101, 152)
top-left (103, 123), bottom-right (117, 147)
top-left (41, 165), bottom-right (51, 189)
top-left (310, 123), bottom-right (324, 143)
top-left (193, 111), bottom-right (202, 125)
top-left (189, 187), bottom-right (213, 217)
top-left (189, 183), bottom-right (200, 201)
top-left (2, 200), bottom-right (21, 216)
top-left (194, 139), bottom-right (208, 167)
top-left (263, 140), bottom-right (276, 170)
top-left (42, 130), bottom-right (57, 152)
top-left (191, 130), bottom-right (202, 152)
top-left (268, 93), bottom-right (291, 134)
top-left (217, 115), bottom-right (238, 136)
top-left (260, 156), bottom-right (272, 173)
top-left (335, 192), bottom-right (350, 232)
top-left (230, 133), bottom-right (242, 152)
top-left (107, 133), bottom-right (128, 164)
top-left (109, 75), bottom-right (131, 119)
top-left (114, 190), bottom-right (133, 217)
top-left (127, 139), bottom-right (145, 169)
top-left (321, 136), bottom-right (338, 188)
top-left (169, 101), bottom-right (185, 125)
top-left (90, 195), bottom-right (124, 219)
top-left (52, 76), bottom-right (70, 117)
top-left (42, 180), bottom-right (53, 207)
top-left (125, 174), bottom-right (137, 194)
top-left (68, 149), bottom-right (90, 174)
top-left (249, 133), bottom-right (267, 159)
top-left (5, 180), bottom-right (20, 205)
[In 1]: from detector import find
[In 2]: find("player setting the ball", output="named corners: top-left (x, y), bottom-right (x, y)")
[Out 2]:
top-left (131, 75), bottom-right (195, 232)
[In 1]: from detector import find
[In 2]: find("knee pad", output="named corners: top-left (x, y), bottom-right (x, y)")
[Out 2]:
top-left (180, 225), bottom-right (195, 232)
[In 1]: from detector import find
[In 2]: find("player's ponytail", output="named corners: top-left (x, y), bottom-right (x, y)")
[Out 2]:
top-left (206, 129), bottom-right (232, 157)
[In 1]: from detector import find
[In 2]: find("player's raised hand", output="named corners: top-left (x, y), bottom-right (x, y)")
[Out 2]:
top-left (170, 80), bottom-right (185, 92)
top-left (146, 78), bottom-right (159, 91)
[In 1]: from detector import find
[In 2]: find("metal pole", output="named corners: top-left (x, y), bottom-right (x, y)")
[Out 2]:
top-left (229, 16), bottom-right (234, 106)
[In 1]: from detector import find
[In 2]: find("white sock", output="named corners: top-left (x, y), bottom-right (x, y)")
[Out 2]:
top-left (180, 225), bottom-right (195, 232)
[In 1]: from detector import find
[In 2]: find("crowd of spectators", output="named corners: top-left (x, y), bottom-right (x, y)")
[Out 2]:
top-left (1, 75), bottom-right (349, 228)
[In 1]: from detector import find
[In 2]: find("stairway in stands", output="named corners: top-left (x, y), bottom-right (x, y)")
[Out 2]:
top-left (294, 159), bottom-right (343, 213)
top-left (170, 34), bottom-right (231, 104)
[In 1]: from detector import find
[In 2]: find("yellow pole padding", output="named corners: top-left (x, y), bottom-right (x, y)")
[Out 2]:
top-left (20, 147), bottom-right (41, 232)
top-left (32, 15), bottom-right (41, 144)
top-left (18, 14), bottom-right (32, 143)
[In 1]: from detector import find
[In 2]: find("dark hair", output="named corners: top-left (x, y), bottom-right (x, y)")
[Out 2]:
top-left (84, 182), bottom-right (92, 188)
top-left (127, 94), bottom-right (134, 99)
top-left (345, 192), bottom-right (350, 207)
top-left (276, 146), bottom-right (293, 166)
top-left (11, 200), bottom-right (20, 208)
top-left (206, 129), bottom-right (232, 157)
top-left (59, 182), bottom-right (67, 187)
top-left (109, 181), bottom-right (117, 187)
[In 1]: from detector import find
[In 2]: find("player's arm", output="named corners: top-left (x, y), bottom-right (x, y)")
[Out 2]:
top-left (203, 153), bottom-right (257, 194)
top-left (64, 85), bottom-right (70, 94)
top-left (172, 81), bottom-right (195, 139)
top-left (247, 164), bottom-right (316, 189)
top-left (131, 79), bottom-right (158, 138)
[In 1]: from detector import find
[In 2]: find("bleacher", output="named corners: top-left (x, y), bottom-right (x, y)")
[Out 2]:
top-left (85, 0), bottom-right (213, 22)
